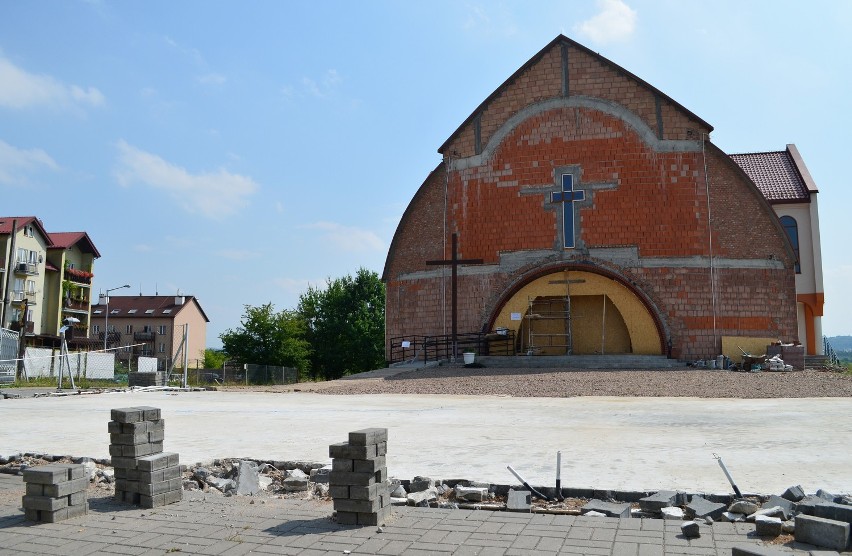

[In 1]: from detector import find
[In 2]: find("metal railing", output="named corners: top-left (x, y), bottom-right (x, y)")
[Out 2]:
top-left (388, 330), bottom-right (516, 364)
top-left (824, 336), bottom-right (841, 367)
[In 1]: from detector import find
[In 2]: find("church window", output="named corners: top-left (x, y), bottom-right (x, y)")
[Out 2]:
top-left (780, 216), bottom-right (800, 274)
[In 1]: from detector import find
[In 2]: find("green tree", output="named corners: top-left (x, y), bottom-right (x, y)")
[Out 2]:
top-left (298, 268), bottom-right (385, 380)
top-left (219, 303), bottom-right (311, 375)
top-left (201, 348), bottom-right (227, 369)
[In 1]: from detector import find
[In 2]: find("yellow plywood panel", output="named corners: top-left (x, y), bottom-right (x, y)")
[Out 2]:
top-left (721, 336), bottom-right (780, 364)
top-left (492, 270), bottom-right (661, 355)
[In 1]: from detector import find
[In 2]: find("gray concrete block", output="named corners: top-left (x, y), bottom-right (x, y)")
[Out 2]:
top-left (111, 407), bottom-right (143, 423)
top-left (136, 452), bottom-right (178, 472)
top-left (730, 545), bottom-right (789, 555)
top-left (23, 465), bottom-right (72, 484)
top-left (811, 501), bottom-right (852, 525)
top-left (376, 441), bottom-right (387, 456)
top-left (329, 485), bottom-right (349, 498)
top-left (350, 483), bottom-right (379, 501)
top-left (507, 489), bottom-right (531, 512)
top-left (329, 471), bottom-right (375, 487)
top-left (135, 406), bottom-right (161, 421)
top-left (754, 515), bottom-right (783, 537)
top-left (235, 460), bottom-right (260, 496)
top-left (374, 468), bottom-right (388, 483)
top-left (348, 428), bottom-right (388, 446)
top-left (680, 521), bottom-right (700, 538)
top-left (358, 506), bottom-right (390, 526)
top-left (353, 456), bottom-right (385, 473)
top-left (782, 484), bottom-right (805, 502)
top-left (686, 495), bottom-right (726, 521)
top-left (333, 497), bottom-right (382, 513)
top-left (795, 514), bottom-right (850, 551)
top-left (43, 478), bottom-right (87, 498)
top-left (582, 499), bottom-right (631, 518)
top-left (639, 490), bottom-right (677, 512)
top-left (329, 442), bottom-right (377, 460)
top-left (408, 476), bottom-right (433, 493)
top-left (22, 494), bottom-right (67, 511)
top-left (762, 495), bottom-right (796, 519)
top-left (336, 510), bottom-right (358, 525)
top-left (332, 459), bottom-right (353, 472)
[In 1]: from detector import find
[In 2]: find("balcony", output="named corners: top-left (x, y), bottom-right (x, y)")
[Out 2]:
top-left (10, 321), bottom-right (34, 334)
top-left (11, 291), bottom-right (37, 305)
top-left (64, 268), bottom-right (93, 285)
top-left (134, 331), bottom-right (156, 342)
top-left (63, 298), bottom-right (90, 312)
top-left (14, 262), bottom-right (38, 276)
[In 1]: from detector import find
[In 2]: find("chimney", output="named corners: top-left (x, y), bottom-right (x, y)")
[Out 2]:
top-left (175, 296), bottom-right (185, 306)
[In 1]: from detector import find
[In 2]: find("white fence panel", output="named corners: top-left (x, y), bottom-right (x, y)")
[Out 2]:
top-left (24, 347), bottom-right (53, 377)
top-left (138, 357), bottom-right (158, 373)
top-left (85, 352), bottom-right (114, 379)
top-left (0, 328), bottom-right (17, 383)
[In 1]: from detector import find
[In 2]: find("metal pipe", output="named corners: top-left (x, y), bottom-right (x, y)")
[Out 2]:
top-left (713, 453), bottom-right (743, 498)
top-left (507, 465), bottom-right (551, 501)
top-left (555, 451), bottom-right (563, 501)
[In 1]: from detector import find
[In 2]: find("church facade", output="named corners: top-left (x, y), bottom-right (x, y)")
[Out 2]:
top-left (383, 36), bottom-right (822, 361)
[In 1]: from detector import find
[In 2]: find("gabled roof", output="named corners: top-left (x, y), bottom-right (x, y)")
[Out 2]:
top-left (438, 34), bottom-right (713, 154)
top-left (0, 216), bottom-right (53, 245)
top-left (48, 231), bottom-right (101, 258)
top-left (730, 144), bottom-right (816, 203)
top-left (91, 295), bottom-right (210, 323)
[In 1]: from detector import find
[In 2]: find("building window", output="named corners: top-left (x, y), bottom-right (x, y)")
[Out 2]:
top-left (158, 343), bottom-right (166, 353)
top-left (158, 325), bottom-right (167, 335)
top-left (93, 325), bottom-right (100, 334)
top-left (780, 216), bottom-right (801, 274)
top-left (125, 324), bottom-right (133, 334)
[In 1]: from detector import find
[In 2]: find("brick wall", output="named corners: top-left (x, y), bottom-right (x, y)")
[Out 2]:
top-left (383, 37), bottom-right (798, 360)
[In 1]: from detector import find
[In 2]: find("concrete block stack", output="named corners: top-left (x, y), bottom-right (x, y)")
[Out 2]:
top-left (109, 406), bottom-right (182, 508)
top-left (329, 428), bottom-right (389, 526)
top-left (22, 464), bottom-right (88, 523)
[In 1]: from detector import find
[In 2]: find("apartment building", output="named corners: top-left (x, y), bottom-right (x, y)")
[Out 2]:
top-left (0, 217), bottom-right (100, 344)
top-left (89, 295), bottom-right (209, 371)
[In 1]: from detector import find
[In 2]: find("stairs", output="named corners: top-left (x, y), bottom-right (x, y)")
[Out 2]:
top-left (804, 354), bottom-right (830, 368)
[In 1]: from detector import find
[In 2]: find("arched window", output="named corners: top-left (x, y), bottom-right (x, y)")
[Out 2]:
top-left (780, 216), bottom-right (801, 273)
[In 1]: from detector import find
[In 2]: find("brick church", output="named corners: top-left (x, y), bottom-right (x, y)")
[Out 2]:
top-left (382, 35), bottom-right (824, 362)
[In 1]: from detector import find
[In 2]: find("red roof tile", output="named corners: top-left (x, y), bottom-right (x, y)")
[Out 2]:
top-left (91, 295), bottom-right (210, 322)
top-left (730, 150), bottom-right (810, 202)
top-left (48, 231), bottom-right (101, 257)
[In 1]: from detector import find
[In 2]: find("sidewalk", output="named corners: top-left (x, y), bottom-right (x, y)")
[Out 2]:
top-left (0, 476), bottom-right (831, 556)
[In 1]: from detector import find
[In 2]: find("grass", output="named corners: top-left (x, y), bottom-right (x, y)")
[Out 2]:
top-left (0, 376), bottom-right (126, 389)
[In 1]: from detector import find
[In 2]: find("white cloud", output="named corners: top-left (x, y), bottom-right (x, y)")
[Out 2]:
top-left (197, 73), bottom-right (226, 86)
top-left (114, 140), bottom-right (259, 219)
top-left (575, 0), bottom-right (637, 44)
top-left (0, 55), bottom-right (105, 110)
top-left (273, 277), bottom-right (317, 296)
top-left (0, 139), bottom-right (59, 187)
top-left (302, 221), bottom-right (384, 252)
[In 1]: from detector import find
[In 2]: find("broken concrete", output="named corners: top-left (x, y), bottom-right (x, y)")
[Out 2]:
top-left (235, 460), bottom-right (260, 496)
top-left (407, 488), bottom-right (438, 507)
top-left (454, 485), bottom-right (487, 502)
top-left (661, 507), bottom-right (684, 520)
top-left (728, 499), bottom-right (759, 515)
top-left (638, 490), bottom-right (678, 512)
top-left (507, 490), bottom-right (531, 512)
top-left (761, 495), bottom-right (795, 519)
top-left (582, 499), bottom-right (630, 518)
top-left (781, 484), bottom-right (805, 502)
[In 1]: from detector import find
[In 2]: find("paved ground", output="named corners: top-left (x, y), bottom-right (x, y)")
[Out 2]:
top-left (2, 390), bottom-right (851, 493)
top-left (0, 475), bottom-right (836, 555)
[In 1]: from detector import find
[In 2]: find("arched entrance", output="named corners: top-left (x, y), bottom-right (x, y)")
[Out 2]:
top-left (489, 269), bottom-right (664, 355)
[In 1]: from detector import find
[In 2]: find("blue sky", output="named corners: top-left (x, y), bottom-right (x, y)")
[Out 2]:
top-left (2, 0), bottom-right (850, 347)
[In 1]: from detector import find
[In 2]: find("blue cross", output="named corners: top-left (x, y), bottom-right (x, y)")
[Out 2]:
top-left (552, 174), bottom-right (585, 249)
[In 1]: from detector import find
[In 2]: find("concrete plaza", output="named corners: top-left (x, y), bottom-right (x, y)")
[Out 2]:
top-left (3, 390), bottom-right (851, 494)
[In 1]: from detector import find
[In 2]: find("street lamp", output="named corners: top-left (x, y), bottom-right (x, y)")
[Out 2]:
top-left (104, 284), bottom-right (130, 351)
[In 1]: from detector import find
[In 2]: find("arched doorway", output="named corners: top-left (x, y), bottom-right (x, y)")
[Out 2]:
top-left (489, 269), bottom-right (663, 355)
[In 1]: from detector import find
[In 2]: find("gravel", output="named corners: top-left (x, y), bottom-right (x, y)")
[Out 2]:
top-left (297, 367), bottom-right (852, 398)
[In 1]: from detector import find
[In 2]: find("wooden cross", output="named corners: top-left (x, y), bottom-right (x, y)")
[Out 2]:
top-left (426, 233), bottom-right (484, 360)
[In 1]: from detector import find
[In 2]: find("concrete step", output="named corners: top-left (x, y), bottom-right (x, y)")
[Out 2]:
top-left (474, 354), bottom-right (684, 369)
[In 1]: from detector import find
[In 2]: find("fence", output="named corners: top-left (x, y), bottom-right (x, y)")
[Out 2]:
top-left (0, 328), bottom-right (17, 383)
top-left (388, 330), bottom-right (516, 364)
top-left (191, 362), bottom-right (299, 386)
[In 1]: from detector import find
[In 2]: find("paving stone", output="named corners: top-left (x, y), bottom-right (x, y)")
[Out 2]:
top-left (781, 484), bottom-right (805, 502)
top-left (754, 515), bottom-right (783, 537)
top-left (809, 501), bottom-right (852, 525)
top-left (638, 490), bottom-right (678, 512)
top-left (761, 495), bottom-right (795, 519)
top-left (685, 495), bottom-right (725, 521)
top-left (816, 488), bottom-right (838, 502)
top-left (407, 488), bottom-right (437, 507)
top-left (582, 499), bottom-right (631, 518)
top-left (730, 546), bottom-right (789, 555)
top-left (408, 476), bottom-right (433, 493)
top-left (506, 490), bottom-right (531, 512)
top-left (348, 428), bottom-right (388, 446)
top-left (455, 486), bottom-right (488, 502)
top-left (721, 511), bottom-right (745, 522)
top-left (795, 514), bottom-right (850, 551)
top-left (660, 506), bottom-right (684, 520)
top-left (680, 521), bottom-right (700, 538)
